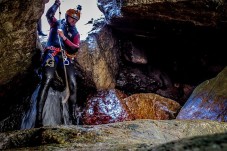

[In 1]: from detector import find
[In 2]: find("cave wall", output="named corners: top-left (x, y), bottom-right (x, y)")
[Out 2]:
top-left (0, 0), bottom-right (44, 85)
top-left (98, 0), bottom-right (227, 85)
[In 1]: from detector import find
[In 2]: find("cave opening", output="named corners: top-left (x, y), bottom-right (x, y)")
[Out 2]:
top-left (41, 0), bottom-right (103, 40)
top-left (114, 21), bottom-right (226, 86)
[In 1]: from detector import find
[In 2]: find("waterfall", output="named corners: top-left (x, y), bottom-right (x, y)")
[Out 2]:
top-left (21, 85), bottom-right (71, 129)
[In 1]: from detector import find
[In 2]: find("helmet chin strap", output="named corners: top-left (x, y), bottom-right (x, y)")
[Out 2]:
top-left (58, 2), bottom-right (70, 104)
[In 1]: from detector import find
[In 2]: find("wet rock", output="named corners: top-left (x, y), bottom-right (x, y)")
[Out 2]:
top-left (83, 89), bottom-right (181, 125)
top-left (82, 89), bottom-right (133, 125)
top-left (176, 67), bottom-right (227, 121)
top-left (124, 93), bottom-right (181, 120)
top-left (116, 66), bottom-right (158, 94)
top-left (1, 120), bottom-right (227, 150)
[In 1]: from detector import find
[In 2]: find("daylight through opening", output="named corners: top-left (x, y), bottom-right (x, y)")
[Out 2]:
top-left (42, 0), bottom-right (103, 40)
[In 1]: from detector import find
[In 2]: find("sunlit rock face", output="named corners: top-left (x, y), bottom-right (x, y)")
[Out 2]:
top-left (124, 93), bottom-right (181, 120)
top-left (0, 0), bottom-right (44, 85)
top-left (82, 89), bottom-right (133, 125)
top-left (177, 67), bottom-right (227, 122)
top-left (77, 20), bottom-right (120, 90)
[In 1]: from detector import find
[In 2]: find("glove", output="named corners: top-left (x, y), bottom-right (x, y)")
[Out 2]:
top-left (55, 0), bottom-right (61, 6)
top-left (77, 5), bottom-right (82, 11)
top-left (57, 29), bottom-right (66, 40)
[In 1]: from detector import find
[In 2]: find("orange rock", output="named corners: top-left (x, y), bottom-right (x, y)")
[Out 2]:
top-left (123, 93), bottom-right (181, 120)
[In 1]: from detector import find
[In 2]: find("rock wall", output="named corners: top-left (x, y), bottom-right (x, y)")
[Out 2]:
top-left (0, 0), bottom-right (44, 85)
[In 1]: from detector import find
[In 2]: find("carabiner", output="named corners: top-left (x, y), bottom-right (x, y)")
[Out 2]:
top-left (64, 57), bottom-right (69, 65)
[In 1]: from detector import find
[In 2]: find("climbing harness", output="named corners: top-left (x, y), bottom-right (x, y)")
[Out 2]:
top-left (57, 4), bottom-right (70, 103)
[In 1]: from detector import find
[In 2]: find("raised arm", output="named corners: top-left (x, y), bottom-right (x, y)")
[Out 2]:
top-left (46, 0), bottom-right (61, 27)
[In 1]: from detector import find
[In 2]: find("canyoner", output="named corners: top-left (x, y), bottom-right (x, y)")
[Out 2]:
top-left (36, 0), bottom-right (82, 127)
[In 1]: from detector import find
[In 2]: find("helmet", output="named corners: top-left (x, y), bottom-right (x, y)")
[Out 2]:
top-left (66, 9), bottom-right (80, 21)
top-left (66, 5), bottom-right (81, 21)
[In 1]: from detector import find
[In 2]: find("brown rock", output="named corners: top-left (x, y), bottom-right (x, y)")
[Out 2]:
top-left (124, 93), bottom-right (181, 120)
top-left (0, 0), bottom-right (44, 85)
top-left (77, 22), bottom-right (119, 90)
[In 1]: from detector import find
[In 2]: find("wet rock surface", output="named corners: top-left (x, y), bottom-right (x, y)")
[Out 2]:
top-left (0, 120), bottom-right (227, 150)
top-left (177, 67), bottom-right (227, 121)
top-left (82, 89), bottom-right (181, 125)
top-left (82, 89), bottom-right (133, 125)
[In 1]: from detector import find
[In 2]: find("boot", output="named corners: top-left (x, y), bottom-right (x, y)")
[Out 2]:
top-left (35, 82), bottom-right (50, 127)
top-left (38, 31), bottom-right (47, 36)
top-left (68, 102), bottom-right (77, 125)
top-left (35, 111), bottom-right (43, 127)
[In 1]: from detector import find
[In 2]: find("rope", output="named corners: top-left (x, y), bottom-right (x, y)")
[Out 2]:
top-left (57, 4), bottom-right (70, 104)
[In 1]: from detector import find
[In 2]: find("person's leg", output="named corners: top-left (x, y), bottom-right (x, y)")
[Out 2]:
top-left (66, 62), bottom-right (77, 124)
top-left (36, 54), bottom-right (56, 127)
top-left (37, 18), bottom-right (47, 36)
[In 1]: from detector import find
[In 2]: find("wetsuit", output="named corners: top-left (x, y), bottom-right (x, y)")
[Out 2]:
top-left (36, 1), bottom-right (80, 126)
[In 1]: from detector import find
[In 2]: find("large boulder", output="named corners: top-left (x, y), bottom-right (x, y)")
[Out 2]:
top-left (77, 20), bottom-right (120, 90)
top-left (177, 66), bottom-right (227, 121)
top-left (0, 0), bottom-right (44, 85)
top-left (82, 89), bottom-right (181, 125)
top-left (1, 120), bottom-right (227, 150)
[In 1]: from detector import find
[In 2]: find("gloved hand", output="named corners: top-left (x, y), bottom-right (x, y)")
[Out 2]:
top-left (55, 0), bottom-right (61, 6)
top-left (57, 29), bottom-right (66, 40)
top-left (77, 5), bottom-right (82, 11)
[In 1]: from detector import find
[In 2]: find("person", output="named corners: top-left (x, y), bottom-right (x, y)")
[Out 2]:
top-left (37, 0), bottom-right (50, 36)
top-left (36, 0), bottom-right (82, 127)
top-left (37, 19), bottom-right (47, 36)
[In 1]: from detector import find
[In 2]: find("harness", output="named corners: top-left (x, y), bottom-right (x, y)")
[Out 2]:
top-left (45, 46), bottom-right (61, 56)
top-left (45, 45), bottom-right (76, 61)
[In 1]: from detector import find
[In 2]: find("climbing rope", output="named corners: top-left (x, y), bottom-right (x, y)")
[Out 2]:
top-left (57, 3), bottom-right (70, 104)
